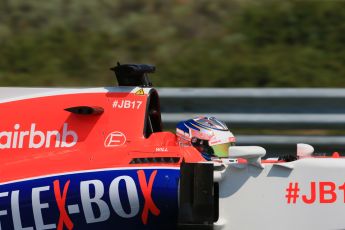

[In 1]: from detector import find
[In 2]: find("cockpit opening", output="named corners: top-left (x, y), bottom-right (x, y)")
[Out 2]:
top-left (144, 90), bottom-right (163, 138)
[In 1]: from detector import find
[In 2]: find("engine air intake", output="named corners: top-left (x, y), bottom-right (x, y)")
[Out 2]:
top-left (111, 62), bottom-right (155, 87)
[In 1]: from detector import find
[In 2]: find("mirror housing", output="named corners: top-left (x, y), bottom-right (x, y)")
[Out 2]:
top-left (297, 143), bottom-right (314, 158)
top-left (229, 146), bottom-right (266, 169)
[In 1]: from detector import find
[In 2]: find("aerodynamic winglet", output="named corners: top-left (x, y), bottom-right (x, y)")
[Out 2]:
top-left (64, 106), bottom-right (104, 115)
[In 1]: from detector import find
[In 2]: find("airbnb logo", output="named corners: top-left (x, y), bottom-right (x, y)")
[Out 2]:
top-left (104, 131), bottom-right (126, 147)
top-left (0, 123), bottom-right (78, 149)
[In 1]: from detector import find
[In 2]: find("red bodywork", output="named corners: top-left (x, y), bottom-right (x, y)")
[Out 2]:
top-left (0, 87), bottom-right (204, 183)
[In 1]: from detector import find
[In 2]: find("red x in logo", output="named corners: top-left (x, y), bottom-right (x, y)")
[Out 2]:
top-left (53, 180), bottom-right (74, 230)
top-left (137, 170), bottom-right (160, 225)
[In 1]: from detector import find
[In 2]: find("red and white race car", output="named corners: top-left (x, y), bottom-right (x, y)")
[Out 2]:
top-left (0, 63), bottom-right (344, 230)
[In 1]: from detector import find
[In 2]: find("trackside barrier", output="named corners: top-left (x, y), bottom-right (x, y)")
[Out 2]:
top-left (157, 88), bottom-right (345, 155)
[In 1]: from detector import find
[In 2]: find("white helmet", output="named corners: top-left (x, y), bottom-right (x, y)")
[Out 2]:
top-left (176, 116), bottom-right (236, 160)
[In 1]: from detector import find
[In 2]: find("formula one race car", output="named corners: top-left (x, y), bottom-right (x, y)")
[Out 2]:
top-left (0, 63), bottom-right (344, 230)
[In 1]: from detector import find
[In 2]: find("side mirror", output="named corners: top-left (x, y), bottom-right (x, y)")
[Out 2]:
top-left (297, 143), bottom-right (314, 158)
top-left (229, 146), bottom-right (266, 169)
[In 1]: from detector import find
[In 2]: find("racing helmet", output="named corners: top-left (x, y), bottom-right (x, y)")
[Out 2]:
top-left (176, 116), bottom-right (236, 160)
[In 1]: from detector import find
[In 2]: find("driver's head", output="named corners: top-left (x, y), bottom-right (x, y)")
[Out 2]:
top-left (176, 116), bottom-right (235, 160)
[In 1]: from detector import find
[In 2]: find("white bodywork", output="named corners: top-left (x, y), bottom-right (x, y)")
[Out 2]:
top-left (215, 146), bottom-right (345, 230)
top-left (0, 87), bottom-right (142, 104)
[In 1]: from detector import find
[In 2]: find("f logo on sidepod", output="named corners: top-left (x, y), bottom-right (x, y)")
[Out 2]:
top-left (104, 131), bottom-right (126, 147)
